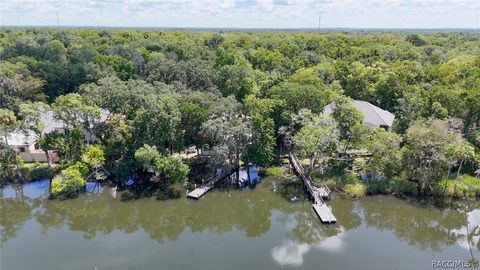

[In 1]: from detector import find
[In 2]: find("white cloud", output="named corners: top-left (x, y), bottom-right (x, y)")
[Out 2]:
top-left (271, 226), bottom-right (346, 267)
top-left (0, 0), bottom-right (478, 27)
top-left (452, 209), bottom-right (480, 251)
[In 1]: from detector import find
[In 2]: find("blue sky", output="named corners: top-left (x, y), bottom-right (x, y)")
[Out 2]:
top-left (1, 0), bottom-right (479, 28)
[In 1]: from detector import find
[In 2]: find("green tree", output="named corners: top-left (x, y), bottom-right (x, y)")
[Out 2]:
top-left (154, 156), bottom-right (189, 186)
top-left (0, 61), bottom-right (46, 103)
top-left (134, 144), bottom-right (161, 174)
top-left (401, 119), bottom-right (475, 194)
top-left (81, 145), bottom-right (106, 169)
top-left (52, 93), bottom-right (101, 134)
top-left (95, 55), bottom-right (136, 80)
top-left (179, 103), bottom-right (208, 154)
top-left (202, 108), bottom-right (252, 180)
top-left (330, 97), bottom-right (365, 152)
top-left (393, 90), bottom-right (426, 134)
top-left (0, 109), bottom-right (17, 145)
top-left (132, 94), bottom-right (181, 154)
top-left (0, 109), bottom-right (18, 180)
top-left (267, 82), bottom-right (332, 116)
top-left (364, 129), bottom-right (402, 179)
top-left (216, 65), bottom-right (258, 101)
top-left (50, 162), bottom-right (88, 198)
top-left (294, 115), bottom-right (339, 172)
top-left (93, 114), bottom-right (132, 165)
top-left (134, 144), bottom-right (189, 187)
top-left (405, 34), bottom-right (427, 46)
top-left (243, 95), bottom-right (277, 167)
top-left (247, 48), bottom-right (283, 72)
top-left (80, 77), bottom-right (155, 119)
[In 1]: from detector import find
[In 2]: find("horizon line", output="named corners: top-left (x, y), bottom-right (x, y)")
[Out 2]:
top-left (1, 25), bottom-right (479, 32)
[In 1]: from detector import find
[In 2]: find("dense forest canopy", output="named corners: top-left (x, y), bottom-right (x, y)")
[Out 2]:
top-left (1, 28), bottom-right (479, 197)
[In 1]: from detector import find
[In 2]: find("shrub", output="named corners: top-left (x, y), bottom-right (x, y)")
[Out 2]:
top-left (311, 169), bottom-right (358, 190)
top-left (266, 166), bottom-right (283, 177)
top-left (166, 184), bottom-right (184, 199)
top-left (344, 183), bottom-right (367, 198)
top-left (434, 176), bottom-right (480, 198)
top-left (341, 172), bottom-right (359, 186)
top-left (81, 145), bottom-right (105, 169)
top-left (69, 162), bottom-right (89, 178)
top-left (50, 165), bottom-right (86, 198)
top-left (120, 190), bottom-right (135, 201)
top-left (462, 175), bottom-right (480, 197)
top-left (391, 179), bottom-right (416, 196)
top-left (366, 179), bottom-right (392, 194)
top-left (20, 163), bottom-right (55, 182)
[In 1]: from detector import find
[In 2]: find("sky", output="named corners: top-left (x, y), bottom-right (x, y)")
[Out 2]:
top-left (1, 0), bottom-right (479, 29)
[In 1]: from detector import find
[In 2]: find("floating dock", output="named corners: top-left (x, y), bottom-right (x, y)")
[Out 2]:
top-left (289, 153), bottom-right (336, 224)
top-left (313, 203), bottom-right (337, 224)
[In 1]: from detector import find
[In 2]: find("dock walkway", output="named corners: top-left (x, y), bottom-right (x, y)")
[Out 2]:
top-left (187, 170), bottom-right (234, 200)
top-left (289, 153), bottom-right (336, 224)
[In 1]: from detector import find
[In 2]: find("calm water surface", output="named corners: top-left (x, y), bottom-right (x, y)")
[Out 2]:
top-left (1, 177), bottom-right (479, 270)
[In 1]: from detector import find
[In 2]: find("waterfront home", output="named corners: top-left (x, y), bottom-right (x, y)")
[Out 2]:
top-left (1, 110), bottom-right (108, 162)
top-left (322, 100), bottom-right (395, 131)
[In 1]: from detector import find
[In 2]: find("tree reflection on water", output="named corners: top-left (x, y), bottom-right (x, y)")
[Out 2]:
top-left (1, 177), bottom-right (479, 268)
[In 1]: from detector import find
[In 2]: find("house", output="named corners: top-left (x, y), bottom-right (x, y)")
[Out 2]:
top-left (322, 100), bottom-right (395, 131)
top-left (1, 110), bottom-right (108, 162)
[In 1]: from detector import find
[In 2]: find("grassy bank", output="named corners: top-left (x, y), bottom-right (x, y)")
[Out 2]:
top-left (305, 166), bottom-right (479, 200)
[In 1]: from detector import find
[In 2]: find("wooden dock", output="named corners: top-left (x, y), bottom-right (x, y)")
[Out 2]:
top-left (187, 170), bottom-right (234, 200)
top-left (313, 203), bottom-right (337, 224)
top-left (187, 184), bottom-right (214, 199)
top-left (289, 153), bottom-right (336, 224)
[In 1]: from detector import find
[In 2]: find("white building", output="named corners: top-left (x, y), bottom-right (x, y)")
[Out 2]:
top-left (322, 100), bottom-right (395, 131)
top-left (2, 111), bottom-right (108, 162)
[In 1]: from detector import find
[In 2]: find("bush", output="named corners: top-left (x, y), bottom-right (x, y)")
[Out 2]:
top-left (20, 163), bottom-right (55, 182)
top-left (341, 172), bottom-right (359, 186)
top-left (266, 166), bottom-right (283, 177)
top-left (433, 179), bottom-right (461, 198)
top-left (433, 176), bottom-right (480, 198)
top-left (81, 145), bottom-right (105, 169)
top-left (344, 183), bottom-right (367, 198)
top-left (366, 179), bottom-right (392, 194)
top-left (166, 184), bottom-right (184, 199)
top-left (311, 169), bottom-right (359, 191)
top-left (462, 175), bottom-right (480, 197)
top-left (391, 179), bottom-right (416, 196)
top-left (120, 190), bottom-right (135, 201)
top-left (50, 165), bottom-right (86, 199)
top-left (69, 162), bottom-right (89, 178)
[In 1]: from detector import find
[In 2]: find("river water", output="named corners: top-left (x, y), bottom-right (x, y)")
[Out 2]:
top-left (1, 176), bottom-right (479, 270)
